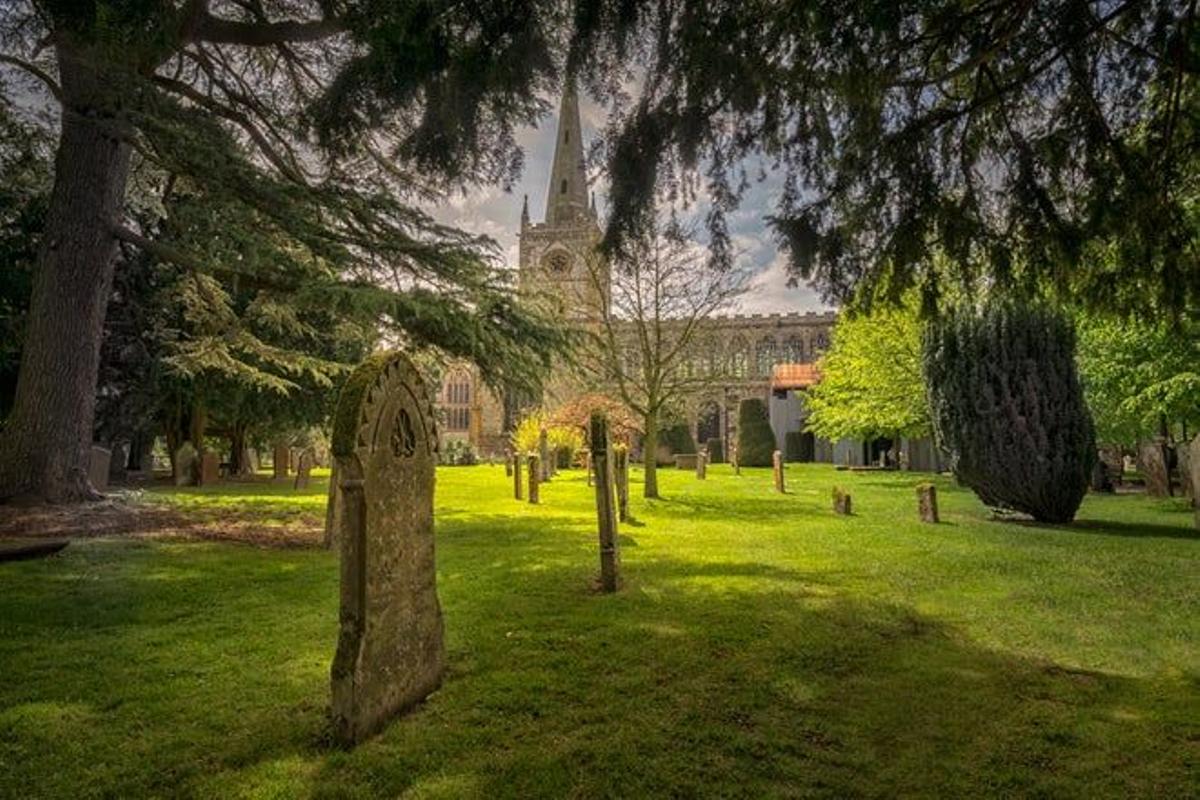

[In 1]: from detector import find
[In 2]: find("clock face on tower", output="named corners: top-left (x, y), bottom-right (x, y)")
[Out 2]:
top-left (542, 250), bottom-right (571, 274)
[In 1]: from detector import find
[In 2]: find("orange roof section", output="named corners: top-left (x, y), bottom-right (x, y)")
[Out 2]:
top-left (771, 363), bottom-right (821, 390)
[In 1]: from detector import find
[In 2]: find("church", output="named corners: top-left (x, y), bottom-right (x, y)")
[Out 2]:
top-left (436, 87), bottom-right (939, 470)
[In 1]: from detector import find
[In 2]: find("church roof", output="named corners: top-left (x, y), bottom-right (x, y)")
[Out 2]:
top-left (771, 363), bottom-right (821, 390)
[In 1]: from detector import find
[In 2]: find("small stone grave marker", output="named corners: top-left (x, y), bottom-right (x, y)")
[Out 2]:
top-left (832, 486), bottom-right (852, 515)
top-left (773, 450), bottom-right (785, 493)
top-left (916, 483), bottom-right (938, 523)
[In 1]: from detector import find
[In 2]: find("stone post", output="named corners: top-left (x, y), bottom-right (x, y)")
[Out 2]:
top-left (772, 450), bottom-right (785, 493)
top-left (833, 486), bottom-right (852, 515)
top-left (590, 412), bottom-right (620, 592)
top-left (615, 447), bottom-right (629, 523)
top-left (916, 483), bottom-right (939, 523)
top-left (528, 453), bottom-right (540, 504)
top-left (512, 453), bottom-right (523, 499)
top-left (696, 449), bottom-right (707, 480)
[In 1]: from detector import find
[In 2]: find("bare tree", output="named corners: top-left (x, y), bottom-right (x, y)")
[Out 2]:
top-left (582, 219), bottom-right (749, 498)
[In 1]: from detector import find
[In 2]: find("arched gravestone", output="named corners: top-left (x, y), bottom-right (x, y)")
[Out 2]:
top-left (328, 352), bottom-right (446, 746)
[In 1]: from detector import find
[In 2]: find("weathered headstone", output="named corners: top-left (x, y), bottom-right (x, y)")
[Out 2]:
top-left (674, 453), bottom-right (698, 470)
top-left (107, 442), bottom-right (128, 484)
top-left (513, 453), bottom-right (523, 500)
top-left (732, 444), bottom-right (740, 476)
top-left (590, 412), bottom-right (620, 593)
top-left (538, 429), bottom-right (550, 481)
top-left (328, 351), bottom-right (445, 746)
top-left (1176, 442), bottom-right (1191, 499)
top-left (773, 450), bottom-right (785, 493)
top-left (273, 443), bottom-right (291, 480)
top-left (1098, 445), bottom-right (1124, 486)
top-left (615, 447), bottom-right (629, 523)
top-left (198, 451), bottom-right (220, 486)
top-left (88, 446), bottom-right (111, 493)
top-left (174, 442), bottom-right (198, 486)
top-left (504, 453), bottom-right (513, 477)
top-left (1139, 440), bottom-right (1172, 497)
top-left (294, 450), bottom-right (313, 489)
top-left (1190, 435), bottom-right (1200, 527)
top-left (916, 483), bottom-right (939, 523)
top-left (1090, 458), bottom-right (1114, 493)
top-left (323, 461), bottom-right (340, 549)
top-left (832, 486), bottom-right (852, 515)
top-left (528, 453), bottom-right (540, 504)
top-left (696, 449), bottom-right (707, 480)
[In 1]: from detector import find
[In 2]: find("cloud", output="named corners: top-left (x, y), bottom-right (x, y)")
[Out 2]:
top-left (738, 253), bottom-right (833, 314)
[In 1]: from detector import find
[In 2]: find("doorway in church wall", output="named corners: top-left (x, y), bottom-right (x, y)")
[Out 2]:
top-left (697, 401), bottom-right (721, 450)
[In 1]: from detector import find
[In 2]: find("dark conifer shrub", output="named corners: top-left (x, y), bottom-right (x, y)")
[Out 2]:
top-left (784, 431), bottom-right (805, 462)
top-left (706, 438), bottom-right (724, 463)
top-left (923, 303), bottom-right (1095, 523)
top-left (737, 399), bottom-right (777, 467)
top-left (660, 421), bottom-right (696, 455)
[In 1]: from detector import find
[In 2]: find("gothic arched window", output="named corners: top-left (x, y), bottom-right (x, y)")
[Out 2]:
top-left (813, 331), bottom-right (829, 356)
top-left (443, 369), bottom-right (472, 432)
top-left (783, 335), bottom-right (804, 363)
top-left (728, 335), bottom-right (749, 378)
top-left (755, 336), bottom-right (777, 375)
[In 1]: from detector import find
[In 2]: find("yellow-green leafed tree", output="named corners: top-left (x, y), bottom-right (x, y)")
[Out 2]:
top-left (805, 301), bottom-right (928, 442)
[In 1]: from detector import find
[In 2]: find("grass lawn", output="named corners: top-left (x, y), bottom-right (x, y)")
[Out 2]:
top-left (1, 465), bottom-right (1197, 799)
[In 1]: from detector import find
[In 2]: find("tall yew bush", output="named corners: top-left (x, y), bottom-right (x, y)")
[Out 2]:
top-left (923, 304), bottom-right (1095, 523)
top-left (736, 399), bottom-right (776, 467)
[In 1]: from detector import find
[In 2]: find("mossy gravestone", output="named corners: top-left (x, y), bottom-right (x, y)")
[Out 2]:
top-left (329, 352), bottom-right (445, 746)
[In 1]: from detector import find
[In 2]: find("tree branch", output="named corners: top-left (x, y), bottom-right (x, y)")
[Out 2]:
top-left (191, 11), bottom-right (345, 46)
top-left (0, 54), bottom-right (61, 101)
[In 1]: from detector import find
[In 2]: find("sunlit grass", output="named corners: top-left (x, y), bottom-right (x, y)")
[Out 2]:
top-left (1, 464), bottom-right (1196, 798)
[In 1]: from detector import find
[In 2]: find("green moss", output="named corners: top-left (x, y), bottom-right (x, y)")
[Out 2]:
top-left (331, 351), bottom-right (396, 458)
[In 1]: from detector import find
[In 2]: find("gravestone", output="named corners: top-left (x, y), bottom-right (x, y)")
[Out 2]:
top-left (674, 453), bottom-right (698, 470)
top-left (504, 454), bottom-right (513, 478)
top-left (174, 442), bottom-right (198, 486)
top-left (512, 453), bottom-right (523, 500)
top-left (615, 447), bottom-right (629, 523)
top-left (773, 450), bottom-right (785, 493)
top-left (590, 413), bottom-right (620, 593)
top-left (107, 442), bottom-right (129, 484)
top-left (696, 449), bottom-right (707, 480)
top-left (328, 351), bottom-right (445, 746)
top-left (273, 443), bottom-right (291, 480)
top-left (88, 446), bottom-right (111, 493)
top-left (1190, 435), bottom-right (1200, 527)
top-left (832, 487), bottom-right (852, 515)
top-left (732, 444), bottom-right (740, 476)
top-left (585, 450), bottom-right (593, 487)
top-left (538, 429), bottom-right (550, 481)
top-left (198, 451), bottom-right (220, 486)
top-left (916, 483), bottom-right (939, 523)
top-left (1090, 458), bottom-right (1114, 493)
top-left (1176, 442), bottom-right (1191, 499)
top-left (1139, 440), bottom-right (1171, 497)
top-left (294, 450), bottom-right (313, 489)
top-left (528, 453), bottom-right (540, 504)
top-left (323, 461), bottom-right (341, 549)
top-left (1098, 446), bottom-right (1124, 486)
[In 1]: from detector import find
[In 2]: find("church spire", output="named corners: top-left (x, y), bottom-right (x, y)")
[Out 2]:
top-left (544, 82), bottom-right (589, 226)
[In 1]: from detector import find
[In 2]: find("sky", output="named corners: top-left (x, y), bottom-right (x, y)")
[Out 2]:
top-left (427, 93), bottom-right (834, 316)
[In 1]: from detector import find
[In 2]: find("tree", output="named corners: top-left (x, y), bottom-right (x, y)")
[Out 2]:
top-left (805, 297), bottom-right (928, 442)
top-left (581, 218), bottom-right (748, 497)
top-left (0, 1), bottom-right (570, 502)
top-left (924, 303), bottom-right (1095, 524)
top-left (1076, 314), bottom-right (1200, 446)
top-left (735, 398), bottom-right (775, 467)
top-left (575, 0), bottom-right (1199, 318)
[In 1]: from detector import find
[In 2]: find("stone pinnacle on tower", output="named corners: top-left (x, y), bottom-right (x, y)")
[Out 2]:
top-left (544, 82), bottom-right (590, 226)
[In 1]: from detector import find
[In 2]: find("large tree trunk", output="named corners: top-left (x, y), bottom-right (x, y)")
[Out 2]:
top-left (642, 412), bottom-right (660, 499)
top-left (0, 48), bottom-right (133, 503)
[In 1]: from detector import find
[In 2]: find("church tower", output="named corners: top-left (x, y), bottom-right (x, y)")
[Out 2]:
top-left (518, 84), bottom-right (608, 320)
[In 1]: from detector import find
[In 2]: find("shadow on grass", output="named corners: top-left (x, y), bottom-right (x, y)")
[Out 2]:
top-left (1039, 518), bottom-right (1199, 541)
top-left (1, 540), bottom-right (1195, 799)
